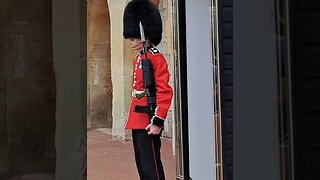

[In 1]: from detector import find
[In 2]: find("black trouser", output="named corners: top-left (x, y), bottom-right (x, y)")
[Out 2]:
top-left (132, 129), bottom-right (165, 180)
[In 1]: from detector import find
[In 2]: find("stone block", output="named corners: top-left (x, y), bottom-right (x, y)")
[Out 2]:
top-left (89, 84), bottom-right (112, 128)
top-left (0, 161), bottom-right (10, 176)
top-left (6, 78), bottom-right (55, 172)
top-left (88, 60), bottom-right (111, 87)
top-left (8, 173), bottom-right (54, 180)
top-left (0, 78), bottom-right (8, 167)
top-left (0, 35), bottom-right (53, 80)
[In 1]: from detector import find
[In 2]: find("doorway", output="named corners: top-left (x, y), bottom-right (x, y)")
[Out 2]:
top-left (290, 0), bottom-right (320, 179)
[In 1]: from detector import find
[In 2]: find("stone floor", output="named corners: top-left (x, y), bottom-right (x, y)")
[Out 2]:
top-left (87, 129), bottom-right (176, 180)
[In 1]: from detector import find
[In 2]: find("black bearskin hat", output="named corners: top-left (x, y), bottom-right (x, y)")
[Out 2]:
top-left (123, 0), bottom-right (163, 46)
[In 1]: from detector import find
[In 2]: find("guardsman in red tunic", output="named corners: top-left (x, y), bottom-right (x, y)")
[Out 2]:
top-left (123, 0), bottom-right (173, 179)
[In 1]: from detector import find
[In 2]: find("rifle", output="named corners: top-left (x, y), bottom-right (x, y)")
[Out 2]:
top-left (136, 21), bottom-right (157, 120)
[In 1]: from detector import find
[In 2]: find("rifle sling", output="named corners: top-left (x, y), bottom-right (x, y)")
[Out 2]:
top-left (134, 105), bottom-right (152, 114)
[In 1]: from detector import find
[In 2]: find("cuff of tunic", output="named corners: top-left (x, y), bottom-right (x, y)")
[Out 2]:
top-left (154, 106), bottom-right (168, 120)
top-left (151, 116), bottom-right (164, 127)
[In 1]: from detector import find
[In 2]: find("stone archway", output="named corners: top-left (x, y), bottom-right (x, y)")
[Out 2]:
top-left (87, 0), bottom-right (112, 129)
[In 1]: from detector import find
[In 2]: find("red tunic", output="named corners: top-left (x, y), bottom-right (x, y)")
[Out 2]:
top-left (125, 47), bottom-right (173, 129)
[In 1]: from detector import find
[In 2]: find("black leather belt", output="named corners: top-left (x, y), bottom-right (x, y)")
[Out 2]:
top-left (134, 105), bottom-right (152, 114)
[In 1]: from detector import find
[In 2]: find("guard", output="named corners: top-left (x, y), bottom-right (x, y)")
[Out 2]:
top-left (123, 0), bottom-right (173, 179)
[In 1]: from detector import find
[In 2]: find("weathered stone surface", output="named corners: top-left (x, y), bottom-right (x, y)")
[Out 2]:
top-left (0, 77), bottom-right (9, 176)
top-left (0, 0), bottom-right (56, 177)
top-left (157, 0), bottom-right (175, 138)
top-left (52, 0), bottom-right (87, 179)
top-left (87, 0), bottom-right (112, 129)
top-left (8, 173), bottom-right (54, 180)
top-left (107, 0), bottom-right (133, 139)
top-left (89, 84), bottom-right (112, 128)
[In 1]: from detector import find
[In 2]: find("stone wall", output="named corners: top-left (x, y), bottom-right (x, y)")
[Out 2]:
top-left (0, 0), bottom-right (56, 177)
top-left (157, 0), bottom-right (175, 138)
top-left (0, 77), bottom-right (8, 175)
top-left (53, 0), bottom-right (87, 179)
top-left (87, 0), bottom-right (113, 129)
top-left (108, 0), bottom-right (134, 140)
top-left (0, 0), bottom-right (87, 179)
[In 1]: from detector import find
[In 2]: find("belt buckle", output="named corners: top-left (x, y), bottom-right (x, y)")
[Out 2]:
top-left (132, 89), bottom-right (145, 98)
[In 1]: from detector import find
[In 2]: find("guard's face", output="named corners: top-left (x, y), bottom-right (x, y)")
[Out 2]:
top-left (130, 38), bottom-right (143, 51)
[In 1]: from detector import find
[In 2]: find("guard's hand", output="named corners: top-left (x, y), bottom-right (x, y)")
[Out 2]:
top-left (145, 124), bottom-right (162, 135)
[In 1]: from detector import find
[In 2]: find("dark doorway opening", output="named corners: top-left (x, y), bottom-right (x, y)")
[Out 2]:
top-left (217, 0), bottom-right (234, 179)
top-left (290, 0), bottom-right (320, 179)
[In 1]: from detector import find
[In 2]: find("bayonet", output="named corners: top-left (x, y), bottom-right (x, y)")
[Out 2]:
top-left (139, 21), bottom-right (146, 43)
top-left (139, 21), bottom-right (148, 54)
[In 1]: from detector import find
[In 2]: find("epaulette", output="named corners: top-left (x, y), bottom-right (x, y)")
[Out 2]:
top-left (149, 47), bottom-right (161, 55)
